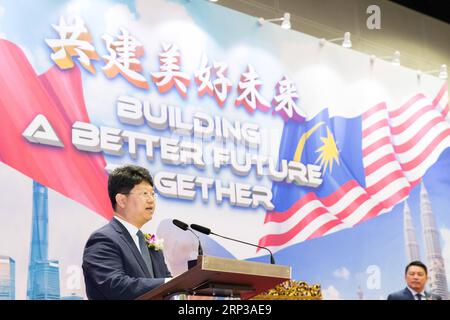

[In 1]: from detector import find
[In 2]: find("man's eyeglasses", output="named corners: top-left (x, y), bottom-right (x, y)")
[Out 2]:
top-left (123, 191), bottom-right (157, 199)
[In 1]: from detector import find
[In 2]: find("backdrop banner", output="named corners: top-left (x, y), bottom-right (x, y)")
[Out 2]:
top-left (0, 0), bottom-right (449, 300)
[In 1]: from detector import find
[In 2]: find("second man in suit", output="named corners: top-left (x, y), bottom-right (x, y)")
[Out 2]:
top-left (387, 260), bottom-right (441, 300)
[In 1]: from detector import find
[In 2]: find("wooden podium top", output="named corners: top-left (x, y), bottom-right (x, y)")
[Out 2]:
top-left (137, 255), bottom-right (291, 300)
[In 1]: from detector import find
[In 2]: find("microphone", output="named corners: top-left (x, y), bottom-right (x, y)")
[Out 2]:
top-left (172, 219), bottom-right (203, 256)
top-left (190, 223), bottom-right (276, 264)
top-left (189, 224), bottom-right (210, 235)
top-left (172, 219), bottom-right (188, 231)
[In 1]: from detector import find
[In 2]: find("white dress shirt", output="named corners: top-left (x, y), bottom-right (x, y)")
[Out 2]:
top-left (407, 286), bottom-right (426, 300)
top-left (114, 216), bottom-right (172, 283)
top-left (114, 216), bottom-right (142, 254)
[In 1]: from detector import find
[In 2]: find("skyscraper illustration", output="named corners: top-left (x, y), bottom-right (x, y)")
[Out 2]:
top-left (27, 181), bottom-right (60, 300)
top-left (403, 202), bottom-right (421, 262)
top-left (0, 256), bottom-right (15, 300)
top-left (420, 183), bottom-right (448, 300)
top-left (356, 286), bottom-right (364, 300)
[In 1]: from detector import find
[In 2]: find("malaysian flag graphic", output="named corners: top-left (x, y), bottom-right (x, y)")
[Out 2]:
top-left (258, 83), bottom-right (450, 252)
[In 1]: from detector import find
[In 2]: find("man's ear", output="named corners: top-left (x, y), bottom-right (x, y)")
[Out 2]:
top-left (115, 193), bottom-right (127, 209)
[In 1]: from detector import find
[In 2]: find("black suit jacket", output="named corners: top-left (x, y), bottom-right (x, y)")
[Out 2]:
top-left (82, 218), bottom-right (171, 300)
top-left (387, 287), bottom-right (442, 300)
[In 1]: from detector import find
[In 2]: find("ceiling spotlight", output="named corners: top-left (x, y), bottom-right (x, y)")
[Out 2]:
top-left (378, 51), bottom-right (401, 66)
top-left (439, 64), bottom-right (448, 79)
top-left (321, 32), bottom-right (352, 48)
top-left (258, 12), bottom-right (291, 30)
top-left (342, 32), bottom-right (352, 48)
top-left (392, 51), bottom-right (401, 66)
top-left (281, 13), bottom-right (291, 29)
top-left (424, 64), bottom-right (448, 79)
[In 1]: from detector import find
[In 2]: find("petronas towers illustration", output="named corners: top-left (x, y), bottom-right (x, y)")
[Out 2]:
top-left (403, 183), bottom-right (448, 300)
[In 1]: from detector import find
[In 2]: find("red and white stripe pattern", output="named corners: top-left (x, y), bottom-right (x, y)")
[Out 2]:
top-left (258, 83), bottom-right (450, 252)
top-left (434, 83), bottom-right (449, 119)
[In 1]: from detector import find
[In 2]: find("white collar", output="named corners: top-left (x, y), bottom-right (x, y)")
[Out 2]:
top-left (407, 286), bottom-right (426, 297)
top-left (114, 215), bottom-right (140, 237)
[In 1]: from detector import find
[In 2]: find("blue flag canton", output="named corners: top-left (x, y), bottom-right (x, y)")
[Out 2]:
top-left (272, 108), bottom-right (366, 212)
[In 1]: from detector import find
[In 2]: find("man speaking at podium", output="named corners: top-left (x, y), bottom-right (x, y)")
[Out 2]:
top-left (82, 165), bottom-right (171, 300)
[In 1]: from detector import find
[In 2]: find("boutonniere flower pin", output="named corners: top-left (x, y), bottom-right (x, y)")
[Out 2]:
top-left (143, 233), bottom-right (164, 251)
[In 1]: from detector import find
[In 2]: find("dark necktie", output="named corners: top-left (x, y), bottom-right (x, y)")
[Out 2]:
top-left (136, 230), bottom-right (155, 277)
top-left (415, 293), bottom-right (422, 300)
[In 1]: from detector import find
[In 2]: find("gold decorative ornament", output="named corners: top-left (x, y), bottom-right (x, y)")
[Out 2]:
top-left (252, 280), bottom-right (322, 300)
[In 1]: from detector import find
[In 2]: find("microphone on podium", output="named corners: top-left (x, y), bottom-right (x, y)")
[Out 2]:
top-left (172, 219), bottom-right (204, 256)
top-left (190, 223), bottom-right (276, 264)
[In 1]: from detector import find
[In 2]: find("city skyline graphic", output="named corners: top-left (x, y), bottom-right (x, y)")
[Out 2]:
top-left (0, 180), bottom-right (83, 300)
top-left (404, 183), bottom-right (449, 299)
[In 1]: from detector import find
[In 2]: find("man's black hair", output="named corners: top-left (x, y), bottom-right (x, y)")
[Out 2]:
top-left (405, 260), bottom-right (428, 275)
top-left (108, 165), bottom-right (153, 211)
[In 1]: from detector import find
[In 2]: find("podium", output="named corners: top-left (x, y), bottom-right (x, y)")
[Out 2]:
top-left (137, 255), bottom-right (291, 300)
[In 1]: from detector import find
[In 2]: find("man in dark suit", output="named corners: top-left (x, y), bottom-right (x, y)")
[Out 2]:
top-left (387, 260), bottom-right (441, 300)
top-left (82, 165), bottom-right (171, 300)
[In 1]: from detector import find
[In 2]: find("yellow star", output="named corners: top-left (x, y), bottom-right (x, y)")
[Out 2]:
top-left (315, 127), bottom-right (340, 174)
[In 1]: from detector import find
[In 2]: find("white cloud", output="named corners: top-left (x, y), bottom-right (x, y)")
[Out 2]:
top-left (65, 0), bottom-right (91, 16)
top-left (135, 0), bottom-right (191, 27)
top-left (0, 5), bottom-right (5, 18)
top-left (439, 227), bottom-right (450, 289)
top-left (131, 0), bottom-right (210, 74)
top-left (333, 267), bottom-right (350, 280)
top-left (104, 4), bottom-right (135, 34)
top-left (322, 285), bottom-right (342, 300)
